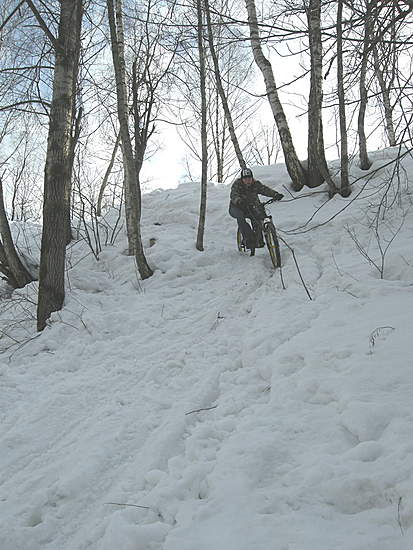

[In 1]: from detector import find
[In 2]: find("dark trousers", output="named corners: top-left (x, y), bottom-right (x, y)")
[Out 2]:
top-left (229, 203), bottom-right (263, 248)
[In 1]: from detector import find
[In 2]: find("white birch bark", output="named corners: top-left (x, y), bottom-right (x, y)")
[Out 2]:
top-left (245, 0), bottom-right (306, 191)
top-left (372, 46), bottom-right (396, 147)
top-left (196, 0), bottom-right (208, 251)
top-left (307, 0), bottom-right (337, 195)
top-left (107, 0), bottom-right (153, 279)
top-left (337, 0), bottom-right (350, 196)
top-left (358, 0), bottom-right (373, 170)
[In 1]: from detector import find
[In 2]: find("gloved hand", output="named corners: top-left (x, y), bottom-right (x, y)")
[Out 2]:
top-left (274, 192), bottom-right (284, 201)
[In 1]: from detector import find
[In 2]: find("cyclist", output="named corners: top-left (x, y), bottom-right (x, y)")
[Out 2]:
top-left (229, 167), bottom-right (283, 250)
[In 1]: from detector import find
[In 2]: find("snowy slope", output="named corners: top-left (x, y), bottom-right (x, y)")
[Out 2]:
top-left (1, 149), bottom-right (413, 550)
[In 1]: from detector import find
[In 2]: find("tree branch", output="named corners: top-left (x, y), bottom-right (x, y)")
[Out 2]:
top-left (25, 0), bottom-right (60, 52)
top-left (0, 0), bottom-right (26, 33)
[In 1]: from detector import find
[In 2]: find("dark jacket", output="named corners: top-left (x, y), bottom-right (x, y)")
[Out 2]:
top-left (230, 178), bottom-right (281, 210)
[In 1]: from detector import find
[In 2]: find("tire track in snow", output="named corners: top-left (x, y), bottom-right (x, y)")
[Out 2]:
top-left (0, 242), bottom-right (282, 550)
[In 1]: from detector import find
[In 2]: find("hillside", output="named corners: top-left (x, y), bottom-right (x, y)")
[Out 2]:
top-left (1, 149), bottom-right (413, 550)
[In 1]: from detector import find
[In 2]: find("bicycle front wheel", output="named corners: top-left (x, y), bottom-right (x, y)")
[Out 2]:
top-left (264, 223), bottom-right (281, 268)
top-left (237, 228), bottom-right (244, 252)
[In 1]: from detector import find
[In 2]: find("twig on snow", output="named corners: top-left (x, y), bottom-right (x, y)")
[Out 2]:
top-left (185, 405), bottom-right (218, 415)
top-left (278, 236), bottom-right (313, 301)
top-left (7, 332), bottom-right (42, 363)
top-left (368, 326), bottom-right (395, 353)
top-left (278, 261), bottom-right (286, 290)
top-left (105, 502), bottom-right (151, 510)
top-left (210, 311), bottom-right (224, 330)
top-left (398, 497), bottom-right (404, 536)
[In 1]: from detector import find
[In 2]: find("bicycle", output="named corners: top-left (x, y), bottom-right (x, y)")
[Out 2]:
top-left (236, 198), bottom-right (282, 269)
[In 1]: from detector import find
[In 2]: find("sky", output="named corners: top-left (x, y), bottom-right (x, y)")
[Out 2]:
top-left (1, 147), bottom-right (413, 549)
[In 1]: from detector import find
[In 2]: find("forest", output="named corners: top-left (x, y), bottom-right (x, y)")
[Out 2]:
top-left (0, 0), bottom-right (412, 330)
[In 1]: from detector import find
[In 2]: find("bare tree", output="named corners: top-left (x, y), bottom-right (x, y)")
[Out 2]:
top-left (357, 0), bottom-right (373, 170)
top-left (306, 0), bottom-right (337, 195)
top-left (244, 0), bottom-right (306, 191)
top-left (370, 2), bottom-right (405, 148)
top-left (196, 0), bottom-right (208, 251)
top-left (246, 123), bottom-right (281, 166)
top-left (173, 0), bottom-right (254, 184)
top-left (204, 0), bottom-right (246, 169)
top-left (336, 0), bottom-right (350, 197)
top-left (97, 132), bottom-right (121, 217)
top-left (0, 177), bottom-right (34, 287)
top-left (106, 0), bottom-right (153, 278)
top-left (30, 0), bottom-right (84, 331)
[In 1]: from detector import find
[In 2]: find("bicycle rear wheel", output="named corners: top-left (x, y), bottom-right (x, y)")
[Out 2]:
top-left (264, 223), bottom-right (281, 268)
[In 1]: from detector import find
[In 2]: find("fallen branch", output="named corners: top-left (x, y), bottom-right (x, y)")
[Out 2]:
top-left (278, 236), bottom-right (313, 301)
top-left (278, 261), bottom-right (286, 290)
top-left (105, 502), bottom-right (151, 510)
top-left (398, 496), bottom-right (404, 536)
top-left (185, 405), bottom-right (218, 415)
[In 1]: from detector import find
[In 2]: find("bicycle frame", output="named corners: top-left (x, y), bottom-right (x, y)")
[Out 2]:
top-left (237, 198), bottom-right (281, 268)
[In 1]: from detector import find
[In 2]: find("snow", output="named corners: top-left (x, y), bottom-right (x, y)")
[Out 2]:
top-left (1, 148), bottom-right (413, 549)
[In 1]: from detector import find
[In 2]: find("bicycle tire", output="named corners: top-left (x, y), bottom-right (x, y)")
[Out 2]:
top-left (236, 228), bottom-right (244, 252)
top-left (237, 229), bottom-right (256, 256)
top-left (264, 222), bottom-right (281, 268)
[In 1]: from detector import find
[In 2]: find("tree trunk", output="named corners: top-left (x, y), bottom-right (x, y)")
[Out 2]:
top-left (36, 0), bottom-right (83, 331)
top-left (358, 0), bottom-right (373, 170)
top-left (307, 0), bottom-right (337, 196)
top-left (337, 0), bottom-right (351, 197)
top-left (204, 0), bottom-right (245, 169)
top-left (0, 178), bottom-right (34, 288)
top-left (372, 45), bottom-right (396, 147)
top-left (244, 0), bottom-right (306, 191)
top-left (213, 91), bottom-right (225, 183)
top-left (97, 132), bottom-right (121, 216)
top-left (65, 106), bottom-right (82, 244)
top-left (107, 0), bottom-right (153, 279)
top-left (196, 0), bottom-right (208, 251)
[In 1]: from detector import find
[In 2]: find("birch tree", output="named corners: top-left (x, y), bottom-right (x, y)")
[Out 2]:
top-left (357, 0), bottom-right (373, 170)
top-left (32, 0), bottom-right (84, 331)
top-left (106, 0), bottom-right (153, 279)
top-left (306, 0), bottom-right (337, 195)
top-left (245, 0), bottom-right (306, 191)
top-left (204, 0), bottom-right (246, 169)
top-left (195, 0), bottom-right (208, 251)
top-left (336, 0), bottom-right (350, 197)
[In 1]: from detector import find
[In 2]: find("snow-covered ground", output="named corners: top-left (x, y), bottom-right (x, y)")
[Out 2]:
top-left (1, 148), bottom-right (413, 550)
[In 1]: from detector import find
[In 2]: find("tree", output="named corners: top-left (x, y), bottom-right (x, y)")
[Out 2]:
top-left (195, 0), bottom-right (208, 251)
top-left (0, 177), bottom-right (34, 288)
top-left (204, 0), bottom-right (246, 169)
top-left (336, 0), bottom-right (350, 197)
top-left (33, 0), bottom-right (84, 331)
top-left (370, 2), bottom-right (402, 148)
top-left (96, 132), bottom-right (121, 217)
top-left (306, 0), bottom-right (337, 195)
top-left (357, 0), bottom-right (373, 170)
top-left (173, 0), bottom-right (254, 184)
top-left (246, 122), bottom-right (281, 167)
top-left (244, 0), bottom-right (306, 191)
top-left (106, 0), bottom-right (153, 278)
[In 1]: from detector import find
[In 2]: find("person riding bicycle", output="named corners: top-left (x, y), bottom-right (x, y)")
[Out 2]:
top-left (229, 167), bottom-right (283, 250)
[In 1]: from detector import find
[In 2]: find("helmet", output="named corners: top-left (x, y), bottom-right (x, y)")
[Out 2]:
top-left (240, 167), bottom-right (253, 179)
